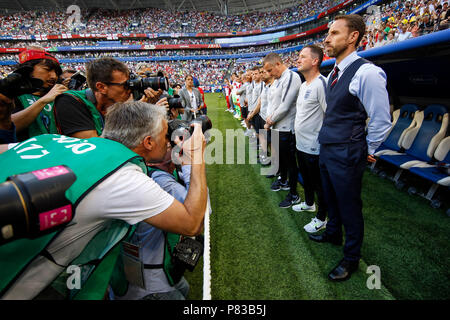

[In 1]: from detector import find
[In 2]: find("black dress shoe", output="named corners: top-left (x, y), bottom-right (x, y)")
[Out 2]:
top-left (308, 232), bottom-right (342, 245)
top-left (328, 259), bottom-right (359, 281)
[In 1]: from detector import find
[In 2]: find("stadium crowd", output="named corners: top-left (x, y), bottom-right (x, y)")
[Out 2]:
top-left (0, 0), bottom-right (342, 35)
top-left (361, 0), bottom-right (449, 49)
top-left (0, 0), bottom-right (448, 71)
top-left (0, 38), bottom-right (216, 48)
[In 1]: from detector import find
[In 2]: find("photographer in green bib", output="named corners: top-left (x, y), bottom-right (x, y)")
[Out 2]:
top-left (11, 48), bottom-right (68, 142)
top-left (114, 143), bottom-right (202, 300)
top-left (54, 57), bottom-right (167, 139)
top-left (0, 100), bottom-right (208, 299)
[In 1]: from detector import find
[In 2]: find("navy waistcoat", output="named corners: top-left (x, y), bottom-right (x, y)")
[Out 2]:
top-left (319, 58), bottom-right (370, 145)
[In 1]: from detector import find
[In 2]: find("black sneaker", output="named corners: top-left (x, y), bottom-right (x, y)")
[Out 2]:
top-left (279, 193), bottom-right (300, 208)
top-left (271, 178), bottom-right (287, 191)
top-left (280, 180), bottom-right (290, 190)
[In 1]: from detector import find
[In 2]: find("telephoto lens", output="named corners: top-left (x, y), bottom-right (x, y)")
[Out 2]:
top-left (142, 76), bottom-right (169, 92)
top-left (0, 165), bottom-right (76, 245)
top-left (127, 73), bottom-right (170, 100)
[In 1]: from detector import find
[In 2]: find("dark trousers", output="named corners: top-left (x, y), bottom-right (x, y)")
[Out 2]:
top-left (319, 141), bottom-right (367, 262)
top-left (296, 150), bottom-right (327, 221)
top-left (278, 131), bottom-right (298, 195)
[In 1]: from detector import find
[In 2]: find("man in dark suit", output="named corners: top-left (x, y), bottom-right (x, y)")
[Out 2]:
top-left (309, 14), bottom-right (391, 281)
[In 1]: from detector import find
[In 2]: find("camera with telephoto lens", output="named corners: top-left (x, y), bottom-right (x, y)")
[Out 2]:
top-left (0, 165), bottom-right (76, 246)
top-left (67, 71), bottom-right (87, 90)
top-left (127, 71), bottom-right (169, 100)
top-left (167, 115), bottom-right (212, 146)
top-left (0, 70), bottom-right (44, 99)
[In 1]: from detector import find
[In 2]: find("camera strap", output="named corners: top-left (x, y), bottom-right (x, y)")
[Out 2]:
top-left (85, 88), bottom-right (97, 105)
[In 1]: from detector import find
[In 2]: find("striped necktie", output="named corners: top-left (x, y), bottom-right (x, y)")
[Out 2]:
top-left (330, 66), bottom-right (340, 87)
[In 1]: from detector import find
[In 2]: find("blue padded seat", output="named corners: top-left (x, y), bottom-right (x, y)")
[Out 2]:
top-left (375, 104), bottom-right (418, 155)
top-left (380, 104), bottom-right (448, 168)
top-left (409, 136), bottom-right (450, 186)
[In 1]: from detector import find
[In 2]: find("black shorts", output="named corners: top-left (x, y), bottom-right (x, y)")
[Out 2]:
top-left (241, 107), bottom-right (248, 119)
top-left (249, 115), bottom-right (256, 128)
top-left (254, 114), bottom-right (266, 131)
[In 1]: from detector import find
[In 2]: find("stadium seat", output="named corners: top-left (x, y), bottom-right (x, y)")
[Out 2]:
top-left (379, 104), bottom-right (448, 172)
top-left (407, 136), bottom-right (450, 199)
top-left (374, 104), bottom-right (419, 157)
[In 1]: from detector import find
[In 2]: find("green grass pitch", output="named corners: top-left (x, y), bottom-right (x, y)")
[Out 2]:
top-left (184, 92), bottom-right (450, 300)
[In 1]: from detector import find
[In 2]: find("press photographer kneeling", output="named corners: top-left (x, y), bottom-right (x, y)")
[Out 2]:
top-left (0, 100), bottom-right (208, 300)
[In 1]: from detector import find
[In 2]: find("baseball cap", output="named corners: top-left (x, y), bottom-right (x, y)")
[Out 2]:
top-left (18, 49), bottom-right (60, 65)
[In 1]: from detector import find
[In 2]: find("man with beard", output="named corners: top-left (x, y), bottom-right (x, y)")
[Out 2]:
top-left (309, 14), bottom-right (391, 281)
top-left (11, 49), bottom-right (67, 141)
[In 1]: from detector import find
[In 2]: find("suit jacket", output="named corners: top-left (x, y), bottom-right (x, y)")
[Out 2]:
top-left (179, 87), bottom-right (203, 112)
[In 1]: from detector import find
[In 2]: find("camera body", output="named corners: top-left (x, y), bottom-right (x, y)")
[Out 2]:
top-left (167, 115), bottom-right (212, 145)
top-left (160, 93), bottom-right (183, 116)
top-left (0, 72), bottom-right (44, 99)
top-left (67, 71), bottom-right (87, 90)
top-left (172, 235), bottom-right (204, 272)
top-left (167, 95), bottom-right (183, 110)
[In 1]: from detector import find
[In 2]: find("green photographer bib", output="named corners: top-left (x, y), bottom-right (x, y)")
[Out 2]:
top-left (17, 94), bottom-right (58, 138)
top-left (62, 89), bottom-right (104, 136)
top-left (0, 134), bottom-right (146, 297)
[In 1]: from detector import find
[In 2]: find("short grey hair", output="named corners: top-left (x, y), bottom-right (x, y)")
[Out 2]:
top-left (102, 101), bottom-right (167, 149)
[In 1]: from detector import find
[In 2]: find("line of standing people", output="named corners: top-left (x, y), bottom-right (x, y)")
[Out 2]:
top-left (225, 14), bottom-right (392, 281)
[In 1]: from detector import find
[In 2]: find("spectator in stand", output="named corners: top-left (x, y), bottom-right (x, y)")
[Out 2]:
top-left (385, 30), bottom-right (397, 45)
top-left (397, 22), bottom-right (413, 41)
top-left (437, 2), bottom-right (449, 29)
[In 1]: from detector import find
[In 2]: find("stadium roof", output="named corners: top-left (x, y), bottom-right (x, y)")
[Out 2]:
top-left (0, 0), bottom-right (303, 15)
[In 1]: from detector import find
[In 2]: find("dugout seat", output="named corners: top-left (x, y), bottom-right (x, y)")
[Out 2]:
top-left (379, 104), bottom-right (448, 170)
top-left (374, 104), bottom-right (419, 157)
top-left (409, 136), bottom-right (450, 186)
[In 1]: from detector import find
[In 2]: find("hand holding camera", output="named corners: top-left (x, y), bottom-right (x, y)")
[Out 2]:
top-left (181, 122), bottom-right (207, 165)
top-left (139, 87), bottom-right (163, 104)
top-left (156, 97), bottom-right (170, 111)
top-left (39, 84), bottom-right (68, 105)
